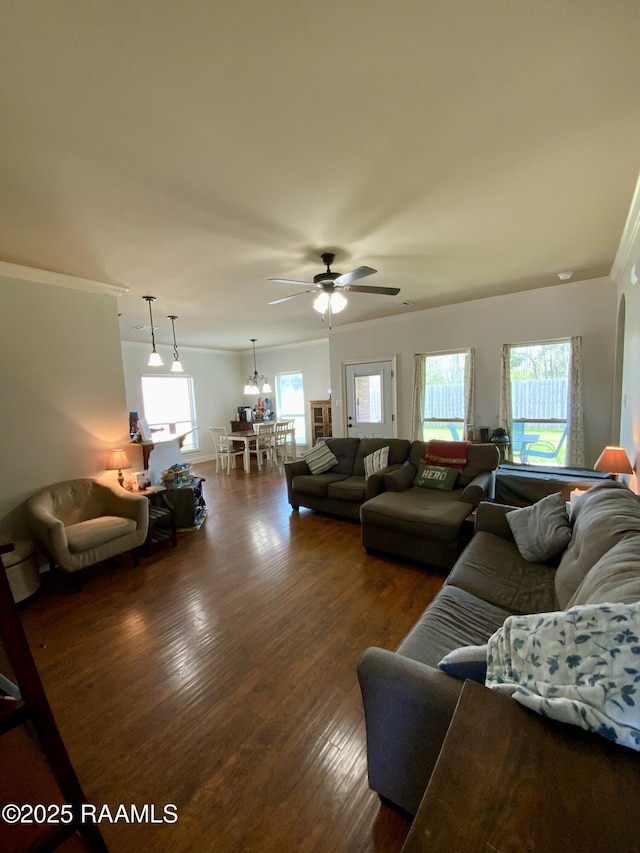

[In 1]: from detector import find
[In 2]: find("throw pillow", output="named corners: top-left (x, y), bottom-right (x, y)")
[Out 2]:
top-left (438, 644), bottom-right (488, 683)
top-left (303, 441), bottom-right (338, 475)
top-left (363, 446), bottom-right (389, 479)
top-left (413, 463), bottom-right (458, 491)
top-left (506, 492), bottom-right (571, 562)
top-left (423, 439), bottom-right (469, 470)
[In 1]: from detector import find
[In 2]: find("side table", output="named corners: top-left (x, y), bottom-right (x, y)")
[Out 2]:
top-left (401, 680), bottom-right (640, 852)
top-left (139, 487), bottom-right (177, 554)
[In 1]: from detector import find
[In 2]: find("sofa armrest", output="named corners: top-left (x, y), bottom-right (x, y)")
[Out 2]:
top-left (461, 470), bottom-right (495, 508)
top-left (474, 500), bottom-right (518, 541)
top-left (357, 647), bottom-right (463, 815)
top-left (383, 461), bottom-right (417, 493)
top-left (365, 464), bottom-right (404, 500)
top-left (103, 484), bottom-right (149, 527)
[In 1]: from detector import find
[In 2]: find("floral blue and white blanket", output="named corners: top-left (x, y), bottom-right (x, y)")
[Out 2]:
top-left (486, 602), bottom-right (640, 751)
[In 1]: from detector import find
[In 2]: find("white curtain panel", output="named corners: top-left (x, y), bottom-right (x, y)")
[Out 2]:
top-left (498, 344), bottom-right (513, 461)
top-left (568, 335), bottom-right (585, 467)
top-left (411, 354), bottom-right (426, 441)
top-left (464, 348), bottom-right (476, 440)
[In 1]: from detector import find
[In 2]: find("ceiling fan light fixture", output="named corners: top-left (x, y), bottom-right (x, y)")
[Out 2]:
top-left (313, 291), bottom-right (330, 314)
top-left (330, 291), bottom-right (347, 313)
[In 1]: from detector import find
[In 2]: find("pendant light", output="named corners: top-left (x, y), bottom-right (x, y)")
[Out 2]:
top-left (143, 296), bottom-right (163, 366)
top-left (244, 338), bottom-right (271, 394)
top-left (167, 315), bottom-right (184, 373)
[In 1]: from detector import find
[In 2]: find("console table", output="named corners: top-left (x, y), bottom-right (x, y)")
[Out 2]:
top-left (402, 680), bottom-right (640, 852)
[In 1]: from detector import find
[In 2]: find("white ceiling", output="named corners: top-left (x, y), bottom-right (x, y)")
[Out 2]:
top-left (2, 1), bottom-right (640, 352)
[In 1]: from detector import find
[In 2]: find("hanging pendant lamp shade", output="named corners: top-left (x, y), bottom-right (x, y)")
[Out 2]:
top-left (244, 338), bottom-right (271, 394)
top-left (167, 315), bottom-right (184, 373)
top-left (143, 296), bottom-right (164, 366)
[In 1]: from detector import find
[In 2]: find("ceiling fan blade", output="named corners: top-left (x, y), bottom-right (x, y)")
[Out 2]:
top-left (334, 265), bottom-right (377, 285)
top-left (267, 277), bottom-right (313, 287)
top-left (341, 284), bottom-right (401, 296)
top-left (268, 290), bottom-right (314, 305)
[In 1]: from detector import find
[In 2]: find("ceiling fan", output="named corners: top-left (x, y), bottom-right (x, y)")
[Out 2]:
top-left (267, 252), bottom-right (400, 318)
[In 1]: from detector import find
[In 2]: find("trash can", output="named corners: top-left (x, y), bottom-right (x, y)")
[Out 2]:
top-left (3, 540), bottom-right (40, 603)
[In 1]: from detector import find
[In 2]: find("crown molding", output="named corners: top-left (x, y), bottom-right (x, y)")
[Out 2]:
top-left (0, 261), bottom-right (128, 297)
top-left (610, 172), bottom-right (640, 285)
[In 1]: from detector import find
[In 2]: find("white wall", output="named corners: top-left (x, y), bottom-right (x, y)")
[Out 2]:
top-left (329, 277), bottom-right (617, 466)
top-left (121, 341), bottom-right (244, 463)
top-left (611, 174), bottom-right (640, 491)
top-left (0, 269), bottom-right (129, 538)
top-left (239, 338), bottom-right (330, 448)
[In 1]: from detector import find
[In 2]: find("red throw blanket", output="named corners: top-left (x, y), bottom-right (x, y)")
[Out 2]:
top-left (423, 439), bottom-right (470, 470)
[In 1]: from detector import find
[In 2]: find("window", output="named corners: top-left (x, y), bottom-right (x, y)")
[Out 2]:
top-left (506, 341), bottom-right (570, 466)
top-left (140, 375), bottom-right (198, 452)
top-left (275, 372), bottom-right (306, 445)
top-left (355, 374), bottom-right (382, 423)
top-left (417, 350), bottom-right (472, 442)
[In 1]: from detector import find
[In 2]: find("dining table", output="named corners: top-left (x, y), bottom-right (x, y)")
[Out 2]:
top-left (230, 423), bottom-right (296, 472)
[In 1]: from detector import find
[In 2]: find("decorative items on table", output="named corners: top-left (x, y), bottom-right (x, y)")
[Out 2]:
top-left (161, 463), bottom-right (193, 487)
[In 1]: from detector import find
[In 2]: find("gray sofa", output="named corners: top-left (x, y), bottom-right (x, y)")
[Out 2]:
top-left (360, 441), bottom-right (500, 569)
top-left (284, 437), bottom-right (411, 521)
top-left (357, 480), bottom-right (640, 815)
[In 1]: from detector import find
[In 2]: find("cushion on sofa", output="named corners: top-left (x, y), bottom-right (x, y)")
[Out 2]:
top-left (437, 644), bottom-right (488, 683)
top-left (292, 472), bottom-right (348, 497)
top-left (364, 446), bottom-right (389, 479)
top-left (555, 481), bottom-right (640, 608)
top-left (407, 441), bottom-right (499, 489)
top-left (65, 516), bottom-right (137, 553)
top-left (360, 488), bottom-right (472, 543)
top-left (353, 438), bottom-right (411, 477)
top-left (321, 437), bottom-right (361, 474)
top-left (414, 464), bottom-right (458, 491)
top-left (303, 441), bottom-right (339, 474)
top-left (567, 535), bottom-right (640, 607)
top-left (327, 476), bottom-right (367, 503)
top-left (445, 530), bottom-right (560, 614)
top-left (506, 492), bottom-right (571, 562)
top-left (397, 585), bottom-right (514, 666)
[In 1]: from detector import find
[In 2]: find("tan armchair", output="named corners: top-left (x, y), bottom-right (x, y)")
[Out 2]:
top-left (27, 479), bottom-right (149, 585)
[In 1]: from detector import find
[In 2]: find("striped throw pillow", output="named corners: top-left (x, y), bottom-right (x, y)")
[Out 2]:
top-left (303, 441), bottom-right (338, 475)
top-left (364, 446), bottom-right (390, 479)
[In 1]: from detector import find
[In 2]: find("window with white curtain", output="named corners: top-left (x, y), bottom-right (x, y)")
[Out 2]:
top-left (275, 372), bottom-right (306, 445)
top-left (140, 375), bottom-right (198, 452)
top-left (499, 338), bottom-right (583, 467)
top-left (414, 350), bottom-right (473, 442)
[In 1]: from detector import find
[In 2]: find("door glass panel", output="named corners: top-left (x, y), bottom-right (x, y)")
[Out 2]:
top-left (355, 375), bottom-right (382, 423)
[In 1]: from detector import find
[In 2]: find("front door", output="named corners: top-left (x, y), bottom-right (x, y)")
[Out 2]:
top-left (344, 361), bottom-right (395, 438)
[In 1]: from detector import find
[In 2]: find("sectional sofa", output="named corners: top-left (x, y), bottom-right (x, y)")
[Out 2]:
top-left (357, 480), bottom-right (640, 815)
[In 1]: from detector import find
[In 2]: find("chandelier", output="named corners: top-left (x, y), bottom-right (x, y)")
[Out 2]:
top-left (244, 338), bottom-right (271, 394)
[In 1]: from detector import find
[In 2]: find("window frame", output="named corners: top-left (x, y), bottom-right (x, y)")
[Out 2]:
top-left (140, 374), bottom-right (199, 452)
top-left (274, 371), bottom-right (306, 445)
top-left (420, 349), bottom-right (470, 442)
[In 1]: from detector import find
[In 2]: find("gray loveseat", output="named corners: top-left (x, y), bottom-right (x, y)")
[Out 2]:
top-left (284, 437), bottom-right (411, 521)
top-left (360, 441), bottom-right (500, 569)
top-left (357, 480), bottom-right (640, 815)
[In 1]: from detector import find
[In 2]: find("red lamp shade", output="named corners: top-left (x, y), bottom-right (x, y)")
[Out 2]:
top-left (593, 446), bottom-right (633, 476)
top-left (106, 448), bottom-right (132, 486)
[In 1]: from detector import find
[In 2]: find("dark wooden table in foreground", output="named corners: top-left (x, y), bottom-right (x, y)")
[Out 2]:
top-left (402, 679), bottom-right (640, 853)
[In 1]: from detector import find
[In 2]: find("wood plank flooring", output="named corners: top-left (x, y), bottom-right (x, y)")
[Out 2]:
top-left (14, 461), bottom-right (444, 852)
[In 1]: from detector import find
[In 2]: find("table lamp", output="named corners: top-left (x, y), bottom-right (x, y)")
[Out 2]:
top-left (593, 446), bottom-right (633, 481)
top-left (106, 448), bottom-right (132, 487)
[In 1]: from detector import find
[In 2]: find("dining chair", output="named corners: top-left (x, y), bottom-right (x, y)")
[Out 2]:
top-left (274, 421), bottom-right (291, 463)
top-left (209, 427), bottom-right (244, 474)
top-left (251, 422), bottom-right (276, 469)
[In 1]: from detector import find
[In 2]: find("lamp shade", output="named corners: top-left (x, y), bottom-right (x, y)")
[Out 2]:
top-left (106, 449), bottom-right (131, 472)
top-left (593, 446), bottom-right (633, 475)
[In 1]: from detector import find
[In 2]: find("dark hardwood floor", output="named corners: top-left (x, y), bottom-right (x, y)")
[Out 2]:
top-left (14, 461), bottom-right (444, 852)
